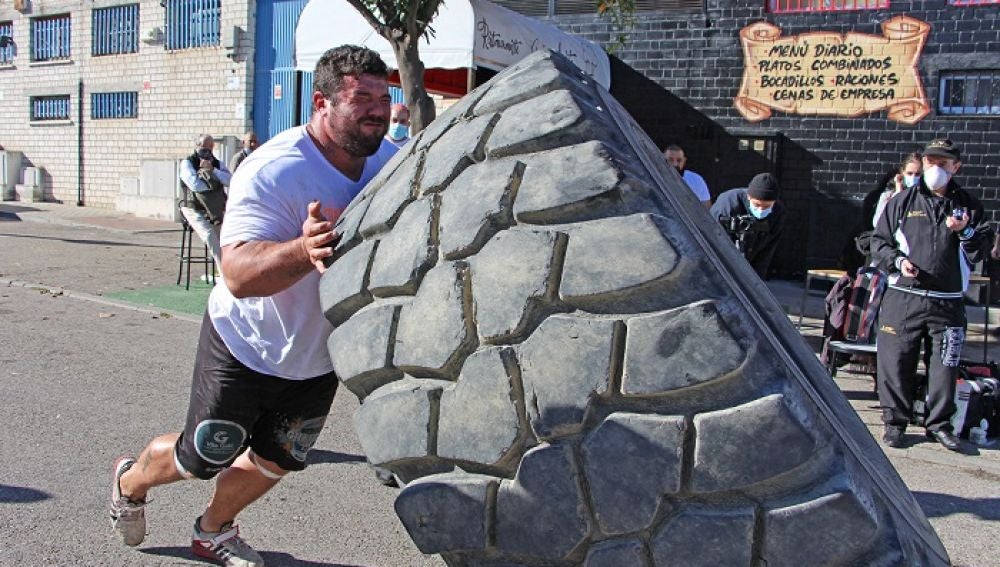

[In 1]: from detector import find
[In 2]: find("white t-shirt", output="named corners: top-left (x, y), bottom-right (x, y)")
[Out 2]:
top-left (682, 170), bottom-right (711, 203)
top-left (208, 126), bottom-right (398, 380)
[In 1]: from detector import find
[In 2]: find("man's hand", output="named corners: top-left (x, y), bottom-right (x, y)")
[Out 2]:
top-left (991, 233), bottom-right (1000, 261)
top-left (946, 211), bottom-right (969, 233)
top-left (300, 201), bottom-right (340, 273)
top-left (900, 258), bottom-right (919, 278)
top-left (199, 158), bottom-right (214, 171)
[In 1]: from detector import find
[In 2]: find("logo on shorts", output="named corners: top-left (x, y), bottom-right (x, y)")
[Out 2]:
top-left (277, 416), bottom-right (326, 463)
top-left (879, 324), bottom-right (897, 335)
top-left (194, 420), bottom-right (247, 465)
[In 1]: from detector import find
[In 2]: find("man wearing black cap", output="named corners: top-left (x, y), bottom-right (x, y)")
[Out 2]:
top-left (710, 172), bottom-right (786, 279)
top-left (871, 138), bottom-right (991, 452)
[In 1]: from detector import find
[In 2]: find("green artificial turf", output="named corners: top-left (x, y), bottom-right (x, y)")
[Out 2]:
top-left (105, 280), bottom-right (214, 316)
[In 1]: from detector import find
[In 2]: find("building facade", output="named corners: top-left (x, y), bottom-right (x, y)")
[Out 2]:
top-left (0, 0), bottom-right (255, 215)
top-left (496, 0), bottom-right (1000, 277)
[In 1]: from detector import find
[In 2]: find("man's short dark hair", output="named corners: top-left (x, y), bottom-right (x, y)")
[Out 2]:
top-left (313, 45), bottom-right (389, 103)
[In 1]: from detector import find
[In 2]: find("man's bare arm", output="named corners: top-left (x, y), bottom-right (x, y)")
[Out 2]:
top-left (221, 201), bottom-right (337, 298)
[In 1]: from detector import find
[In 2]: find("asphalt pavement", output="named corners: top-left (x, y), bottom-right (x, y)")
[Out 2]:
top-left (0, 201), bottom-right (997, 566)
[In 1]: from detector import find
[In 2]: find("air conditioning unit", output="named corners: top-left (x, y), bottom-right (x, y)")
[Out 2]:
top-left (0, 150), bottom-right (22, 201)
top-left (141, 26), bottom-right (163, 44)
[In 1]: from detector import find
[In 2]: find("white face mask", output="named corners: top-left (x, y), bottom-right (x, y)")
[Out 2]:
top-left (923, 165), bottom-right (950, 191)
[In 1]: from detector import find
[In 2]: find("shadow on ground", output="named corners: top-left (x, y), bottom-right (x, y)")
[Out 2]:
top-left (140, 546), bottom-right (369, 566)
top-left (0, 484), bottom-right (51, 503)
top-left (912, 491), bottom-right (1000, 521)
top-left (306, 449), bottom-right (367, 466)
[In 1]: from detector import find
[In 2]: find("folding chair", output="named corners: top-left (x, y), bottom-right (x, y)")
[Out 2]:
top-left (826, 267), bottom-right (886, 379)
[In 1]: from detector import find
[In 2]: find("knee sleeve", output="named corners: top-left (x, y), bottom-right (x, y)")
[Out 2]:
top-left (175, 419), bottom-right (249, 480)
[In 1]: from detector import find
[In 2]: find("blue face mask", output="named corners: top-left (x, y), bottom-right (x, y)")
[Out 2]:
top-left (388, 123), bottom-right (409, 141)
top-left (748, 203), bottom-right (772, 219)
top-left (902, 174), bottom-right (920, 188)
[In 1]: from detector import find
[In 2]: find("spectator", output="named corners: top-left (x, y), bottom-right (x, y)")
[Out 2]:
top-left (872, 152), bottom-right (922, 228)
top-left (108, 45), bottom-right (398, 566)
top-left (710, 173), bottom-right (786, 279)
top-left (872, 138), bottom-right (991, 452)
top-left (180, 134), bottom-right (231, 224)
top-left (385, 103), bottom-right (410, 148)
top-left (229, 131), bottom-right (259, 173)
top-left (663, 144), bottom-right (711, 208)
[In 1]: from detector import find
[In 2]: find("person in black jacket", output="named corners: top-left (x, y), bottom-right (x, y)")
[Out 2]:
top-left (871, 138), bottom-right (992, 451)
top-left (710, 172), bottom-right (785, 279)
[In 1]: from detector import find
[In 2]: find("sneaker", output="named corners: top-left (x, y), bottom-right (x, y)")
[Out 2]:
top-left (109, 456), bottom-right (147, 547)
top-left (882, 425), bottom-right (906, 448)
top-left (192, 518), bottom-right (265, 567)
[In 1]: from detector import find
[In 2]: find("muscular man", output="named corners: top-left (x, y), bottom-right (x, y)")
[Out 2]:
top-left (109, 45), bottom-right (398, 566)
top-left (872, 138), bottom-right (991, 452)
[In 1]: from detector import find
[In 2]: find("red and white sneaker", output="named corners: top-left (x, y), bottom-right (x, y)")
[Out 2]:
top-left (109, 456), bottom-right (147, 547)
top-left (191, 518), bottom-right (265, 567)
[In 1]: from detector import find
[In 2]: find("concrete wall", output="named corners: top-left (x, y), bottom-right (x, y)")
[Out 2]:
top-left (0, 0), bottom-right (255, 210)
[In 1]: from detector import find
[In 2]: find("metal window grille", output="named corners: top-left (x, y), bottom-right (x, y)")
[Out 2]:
top-left (939, 70), bottom-right (1000, 116)
top-left (92, 4), bottom-right (139, 56)
top-left (165, 0), bottom-right (221, 50)
top-left (92, 91), bottom-right (138, 119)
top-left (31, 95), bottom-right (71, 120)
top-left (0, 21), bottom-right (13, 64)
top-left (31, 14), bottom-right (72, 62)
top-left (768, 0), bottom-right (889, 13)
top-left (948, 0), bottom-right (1000, 5)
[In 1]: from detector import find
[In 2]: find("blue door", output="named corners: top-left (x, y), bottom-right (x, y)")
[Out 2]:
top-left (253, 0), bottom-right (309, 142)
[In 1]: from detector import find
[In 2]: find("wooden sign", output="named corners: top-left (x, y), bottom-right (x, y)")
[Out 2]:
top-left (735, 16), bottom-right (931, 125)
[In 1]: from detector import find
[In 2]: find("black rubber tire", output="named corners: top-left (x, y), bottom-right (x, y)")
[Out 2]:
top-left (319, 50), bottom-right (948, 567)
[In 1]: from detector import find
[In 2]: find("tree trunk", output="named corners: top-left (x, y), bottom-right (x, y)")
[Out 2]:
top-left (391, 37), bottom-right (436, 135)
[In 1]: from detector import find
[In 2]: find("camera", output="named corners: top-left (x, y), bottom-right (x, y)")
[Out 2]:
top-left (721, 214), bottom-right (758, 238)
top-left (720, 214), bottom-right (767, 254)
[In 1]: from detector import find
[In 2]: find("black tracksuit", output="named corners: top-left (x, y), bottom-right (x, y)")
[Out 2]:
top-left (871, 179), bottom-right (991, 431)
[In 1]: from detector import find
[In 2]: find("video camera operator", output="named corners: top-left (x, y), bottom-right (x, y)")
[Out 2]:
top-left (710, 173), bottom-right (786, 279)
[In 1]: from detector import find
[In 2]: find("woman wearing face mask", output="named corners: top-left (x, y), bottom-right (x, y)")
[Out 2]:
top-left (873, 152), bottom-right (922, 228)
top-left (710, 172), bottom-right (785, 279)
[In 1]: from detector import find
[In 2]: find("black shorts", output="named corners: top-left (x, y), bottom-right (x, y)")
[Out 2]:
top-left (175, 313), bottom-right (338, 479)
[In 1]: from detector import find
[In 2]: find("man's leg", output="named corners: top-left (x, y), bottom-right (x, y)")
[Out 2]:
top-left (119, 432), bottom-right (184, 501)
top-left (876, 290), bottom-right (923, 428)
top-left (199, 451), bottom-right (284, 532)
top-left (923, 299), bottom-right (966, 437)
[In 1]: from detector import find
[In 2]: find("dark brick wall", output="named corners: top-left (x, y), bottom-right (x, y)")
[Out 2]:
top-left (547, 0), bottom-right (1000, 278)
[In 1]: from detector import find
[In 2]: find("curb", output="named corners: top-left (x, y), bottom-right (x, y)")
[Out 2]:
top-left (1, 277), bottom-right (202, 324)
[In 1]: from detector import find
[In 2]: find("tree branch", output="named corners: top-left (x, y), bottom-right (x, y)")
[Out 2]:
top-left (343, 0), bottom-right (389, 38)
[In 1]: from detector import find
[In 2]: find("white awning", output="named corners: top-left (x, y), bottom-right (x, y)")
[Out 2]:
top-left (294, 0), bottom-right (611, 90)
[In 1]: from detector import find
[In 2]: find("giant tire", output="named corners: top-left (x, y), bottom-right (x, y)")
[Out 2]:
top-left (319, 50), bottom-right (948, 566)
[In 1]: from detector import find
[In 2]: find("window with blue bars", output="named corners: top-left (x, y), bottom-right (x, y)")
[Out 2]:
top-left (93, 4), bottom-right (139, 56)
top-left (939, 70), bottom-right (1000, 116)
top-left (165, 0), bottom-right (221, 50)
top-left (0, 21), bottom-right (13, 64)
top-left (92, 91), bottom-right (138, 119)
top-left (31, 14), bottom-right (72, 62)
top-left (31, 95), bottom-right (71, 121)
